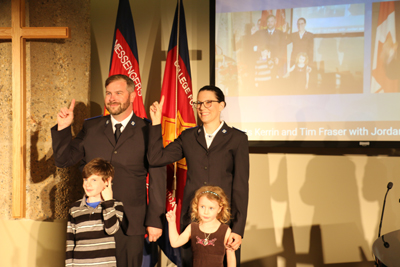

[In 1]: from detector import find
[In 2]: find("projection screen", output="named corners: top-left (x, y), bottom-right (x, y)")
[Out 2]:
top-left (215, 0), bottom-right (400, 143)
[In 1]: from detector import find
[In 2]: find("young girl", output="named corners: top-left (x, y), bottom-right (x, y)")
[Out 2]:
top-left (284, 52), bottom-right (312, 90)
top-left (166, 186), bottom-right (236, 267)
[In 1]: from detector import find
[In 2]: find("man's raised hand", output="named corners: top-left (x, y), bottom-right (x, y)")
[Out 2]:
top-left (57, 99), bottom-right (75, 131)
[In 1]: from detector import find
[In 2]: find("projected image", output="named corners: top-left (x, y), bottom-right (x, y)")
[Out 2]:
top-left (216, 4), bottom-right (365, 97)
top-left (371, 1), bottom-right (400, 93)
top-left (216, 0), bottom-right (400, 142)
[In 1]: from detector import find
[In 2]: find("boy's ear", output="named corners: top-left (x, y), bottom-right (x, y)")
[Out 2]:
top-left (105, 177), bottom-right (113, 185)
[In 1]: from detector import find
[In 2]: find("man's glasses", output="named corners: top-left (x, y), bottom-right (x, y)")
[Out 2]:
top-left (193, 100), bottom-right (220, 109)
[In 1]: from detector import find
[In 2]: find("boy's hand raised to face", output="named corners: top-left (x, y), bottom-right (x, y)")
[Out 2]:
top-left (101, 177), bottom-right (113, 201)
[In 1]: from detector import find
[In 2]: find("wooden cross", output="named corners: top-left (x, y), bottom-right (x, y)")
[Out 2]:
top-left (0, 0), bottom-right (70, 218)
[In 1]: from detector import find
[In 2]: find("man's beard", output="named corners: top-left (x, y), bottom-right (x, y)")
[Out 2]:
top-left (106, 101), bottom-right (130, 115)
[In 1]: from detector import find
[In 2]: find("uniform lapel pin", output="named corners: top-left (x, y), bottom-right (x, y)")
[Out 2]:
top-left (106, 120), bottom-right (109, 125)
top-left (131, 121), bottom-right (135, 126)
top-left (198, 128), bottom-right (201, 133)
top-left (222, 129), bottom-right (227, 134)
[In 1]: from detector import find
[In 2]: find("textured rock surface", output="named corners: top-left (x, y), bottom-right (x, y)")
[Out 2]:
top-left (0, 0), bottom-right (90, 220)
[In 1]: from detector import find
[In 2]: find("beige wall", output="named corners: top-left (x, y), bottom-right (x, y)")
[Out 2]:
top-left (243, 154), bottom-right (400, 266)
top-left (2, 1), bottom-right (400, 266)
top-left (0, 219), bottom-right (66, 267)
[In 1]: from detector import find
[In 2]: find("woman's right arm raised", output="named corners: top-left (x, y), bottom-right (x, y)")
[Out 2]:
top-left (149, 96), bottom-right (164, 126)
top-left (147, 96), bottom-right (185, 167)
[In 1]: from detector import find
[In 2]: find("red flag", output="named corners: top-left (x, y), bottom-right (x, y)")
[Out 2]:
top-left (371, 1), bottom-right (398, 93)
top-left (275, 9), bottom-right (286, 31)
top-left (260, 10), bottom-right (273, 30)
top-left (161, 0), bottom-right (196, 234)
top-left (260, 9), bottom-right (286, 31)
top-left (106, 0), bottom-right (147, 117)
top-left (107, 0), bottom-right (151, 217)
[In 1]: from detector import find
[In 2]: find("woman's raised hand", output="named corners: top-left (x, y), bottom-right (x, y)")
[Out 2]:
top-left (149, 95), bottom-right (165, 125)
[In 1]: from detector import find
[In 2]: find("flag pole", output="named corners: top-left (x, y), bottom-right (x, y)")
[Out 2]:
top-left (172, 0), bottom-right (181, 195)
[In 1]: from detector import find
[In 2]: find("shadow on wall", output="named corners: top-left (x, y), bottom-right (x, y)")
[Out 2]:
top-left (300, 156), bottom-right (371, 264)
top-left (90, 24), bottom-right (106, 117)
top-left (90, 101), bottom-right (103, 118)
top-left (30, 124), bottom-right (57, 221)
top-left (363, 157), bottom-right (400, 239)
top-left (241, 225), bottom-right (372, 267)
top-left (30, 101), bottom-right (87, 221)
top-left (144, 14), bottom-right (163, 111)
top-left (241, 154), bottom-right (382, 267)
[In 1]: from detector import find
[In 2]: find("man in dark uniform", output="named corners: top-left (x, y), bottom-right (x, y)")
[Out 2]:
top-left (51, 74), bottom-right (166, 267)
top-left (253, 14), bottom-right (286, 82)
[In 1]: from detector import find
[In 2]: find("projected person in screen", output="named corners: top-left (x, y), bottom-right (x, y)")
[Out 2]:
top-left (284, 52), bottom-right (312, 90)
top-left (288, 18), bottom-right (314, 68)
top-left (148, 85), bottom-right (249, 267)
top-left (251, 18), bottom-right (262, 35)
top-left (255, 44), bottom-right (278, 88)
top-left (253, 15), bottom-right (285, 77)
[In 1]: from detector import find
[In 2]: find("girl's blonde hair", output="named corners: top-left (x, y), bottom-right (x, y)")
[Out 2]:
top-left (190, 185), bottom-right (231, 224)
top-left (296, 52), bottom-right (309, 65)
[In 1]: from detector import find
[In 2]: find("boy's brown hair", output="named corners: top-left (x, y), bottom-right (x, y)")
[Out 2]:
top-left (82, 158), bottom-right (115, 182)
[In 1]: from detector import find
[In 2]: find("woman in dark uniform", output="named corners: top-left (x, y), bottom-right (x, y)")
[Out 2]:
top-left (148, 85), bottom-right (249, 267)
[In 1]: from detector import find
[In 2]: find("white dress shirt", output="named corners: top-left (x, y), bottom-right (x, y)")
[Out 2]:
top-left (110, 111), bottom-right (133, 134)
top-left (204, 121), bottom-right (224, 148)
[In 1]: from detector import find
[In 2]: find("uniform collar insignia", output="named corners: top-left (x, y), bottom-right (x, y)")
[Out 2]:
top-left (106, 120), bottom-right (110, 125)
top-left (131, 121), bottom-right (135, 126)
top-left (222, 129), bottom-right (227, 134)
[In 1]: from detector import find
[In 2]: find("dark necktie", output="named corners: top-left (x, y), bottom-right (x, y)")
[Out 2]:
top-left (115, 123), bottom-right (122, 142)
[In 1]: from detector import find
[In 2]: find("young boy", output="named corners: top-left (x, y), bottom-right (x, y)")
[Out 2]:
top-left (254, 44), bottom-right (277, 89)
top-left (66, 158), bottom-right (124, 267)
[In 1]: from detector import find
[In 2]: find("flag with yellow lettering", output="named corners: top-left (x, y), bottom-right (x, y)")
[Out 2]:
top-left (157, 1), bottom-right (196, 265)
top-left (107, 2), bottom-right (154, 265)
top-left (161, 0), bottom-right (196, 231)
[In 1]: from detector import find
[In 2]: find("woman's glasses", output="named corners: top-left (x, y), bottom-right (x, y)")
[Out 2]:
top-left (192, 100), bottom-right (220, 109)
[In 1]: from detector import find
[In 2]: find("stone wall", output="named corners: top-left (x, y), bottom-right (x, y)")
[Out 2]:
top-left (0, 0), bottom-right (91, 220)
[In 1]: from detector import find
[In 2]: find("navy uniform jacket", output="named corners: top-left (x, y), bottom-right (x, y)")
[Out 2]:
top-left (148, 122), bottom-right (249, 237)
top-left (254, 28), bottom-right (286, 61)
top-left (289, 31), bottom-right (314, 65)
top-left (51, 114), bottom-right (166, 236)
